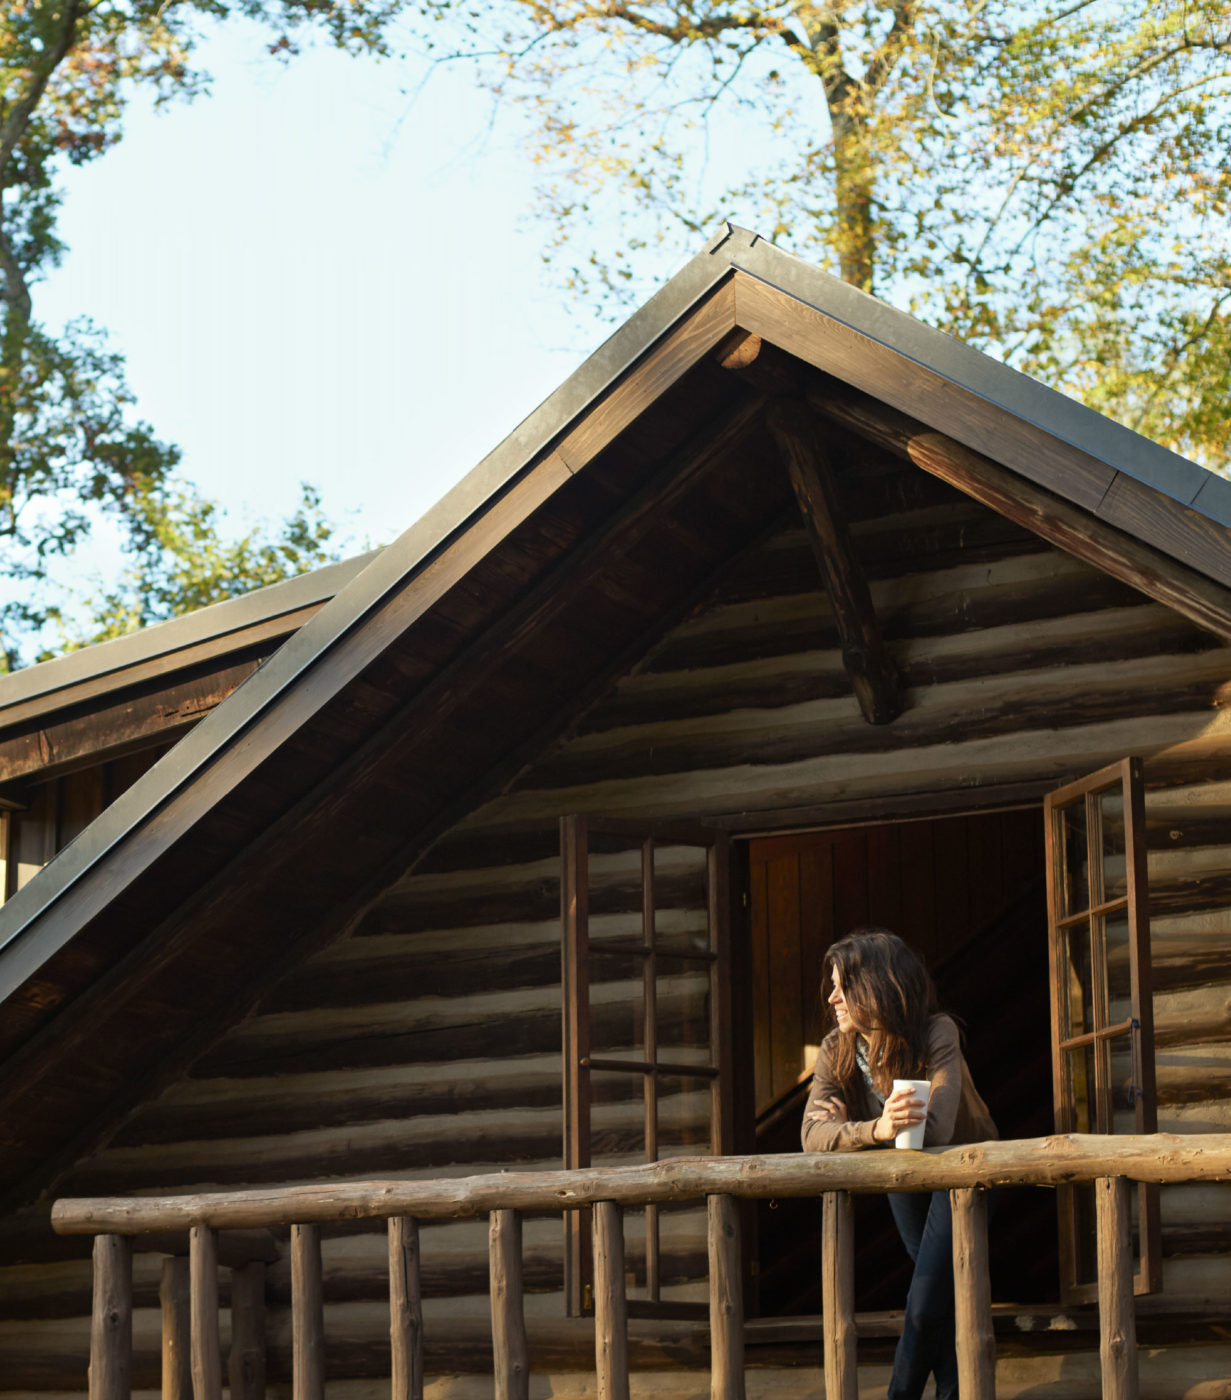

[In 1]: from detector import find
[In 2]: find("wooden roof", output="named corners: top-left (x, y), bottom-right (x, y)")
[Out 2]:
top-left (1, 224), bottom-right (1230, 1212)
top-left (0, 551), bottom-right (378, 788)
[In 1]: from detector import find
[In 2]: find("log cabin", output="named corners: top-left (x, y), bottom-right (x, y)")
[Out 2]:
top-left (2, 223), bottom-right (1231, 1398)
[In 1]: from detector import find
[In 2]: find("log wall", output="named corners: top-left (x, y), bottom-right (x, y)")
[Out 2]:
top-left (5, 488), bottom-right (1231, 1394)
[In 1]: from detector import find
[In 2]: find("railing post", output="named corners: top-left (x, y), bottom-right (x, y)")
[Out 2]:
top-left (89, 1234), bottom-right (132, 1400)
top-left (389, 1216), bottom-right (425, 1400)
top-left (821, 1192), bottom-right (856, 1400)
top-left (189, 1226), bottom-right (222, 1400)
top-left (951, 1187), bottom-right (996, 1399)
top-left (707, 1194), bottom-right (745, 1400)
top-left (228, 1261), bottom-right (267, 1400)
top-left (490, 1208), bottom-right (530, 1400)
top-left (1096, 1176), bottom-right (1139, 1400)
top-left (160, 1256), bottom-right (191, 1400)
top-left (593, 1201), bottom-right (630, 1400)
top-left (291, 1223), bottom-right (325, 1400)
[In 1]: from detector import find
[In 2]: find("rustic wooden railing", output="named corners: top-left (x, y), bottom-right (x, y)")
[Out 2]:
top-left (52, 1132), bottom-right (1231, 1400)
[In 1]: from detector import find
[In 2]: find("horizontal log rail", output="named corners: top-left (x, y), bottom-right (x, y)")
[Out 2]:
top-left (51, 1132), bottom-right (1231, 1234)
top-left (59, 1132), bottom-right (1231, 1400)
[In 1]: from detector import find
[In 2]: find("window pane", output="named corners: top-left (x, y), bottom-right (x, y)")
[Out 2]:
top-left (653, 844), bottom-right (712, 956)
top-left (1106, 913), bottom-right (1132, 1018)
top-left (656, 953), bottom-right (713, 1066)
top-left (1059, 800), bottom-right (1090, 917)
top-left (1109, 1032), bottom-right (1139, 1130)
top-left (587, 838), bottom-right (649, 943)
top-left (590, 947), bottom-right (645, 1060)
top-left (590, 1070), bottom-right (646, 1163)
top-left (1059, 921), bottom-right (1096, 1039)
top-left (1063, 1043), bottom-right (1101, 1133)
top-left (656, 1074), bottom-right (714, 1155)
top-left (1097, 786), bottom-right (1128, 904)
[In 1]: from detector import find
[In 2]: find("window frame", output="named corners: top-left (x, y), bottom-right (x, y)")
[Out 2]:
top-left (560, 813), bottom-right (734, 1317)
top-left (1044, 756), bottom-right (1161, 1300)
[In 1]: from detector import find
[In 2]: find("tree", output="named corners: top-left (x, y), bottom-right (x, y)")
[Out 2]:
top-left (429, 0), bottom-right (1231, 468)
top-left (43, 480), bottom-right (347, 654)
top-left (0, 0), bottom-right (407, 668)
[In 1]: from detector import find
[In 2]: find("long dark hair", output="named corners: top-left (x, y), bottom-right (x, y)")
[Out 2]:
top-left (824, 928), bottom-right (936, 1099)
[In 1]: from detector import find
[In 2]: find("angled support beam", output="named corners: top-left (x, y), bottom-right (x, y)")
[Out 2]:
top-left (767, 398), bottom-right (902, 724)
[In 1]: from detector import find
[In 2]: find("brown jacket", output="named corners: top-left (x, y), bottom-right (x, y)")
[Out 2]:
top-left (801, 1014), bottom-right (997, 1153)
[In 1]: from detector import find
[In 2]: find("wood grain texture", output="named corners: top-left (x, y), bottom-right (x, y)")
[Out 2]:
top-left (592, 1200), bottom-right (630, 1400)
top-left (768, 398), bottom-right (901, 724)
top-left (951, 1188), bottom-right (996, 1400)
top-left (51, 1133), bottom-right (1231, 1235)
top-left (0, 659), bottom-right (261, 785)
top-left (88, 1233), bottom-right (131, 1400)
top-left (189, 1225), bottom-right (222, 1400)
top-left (160, 1254), bottom-right (191, 1400)
top-left (820, 1192), bottom-right (856, 1400)
top-left (706, 1194), bottom-right (744, 1400)
top-left (228, 1260), bottom-right (266, 1400)
top-left (291, 1223), bottom-right (325, 1400)
top-left (1096, 1177), bottom-right (1139, 1400)
top-left (389, 1215), bottom-right (425, 1400)
top-left (805, 374), bottom-right (1231, 638)
top-left (490, 1209), bottom-right (529, 1400)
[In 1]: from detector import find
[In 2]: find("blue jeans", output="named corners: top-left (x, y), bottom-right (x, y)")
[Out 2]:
top-left (887, 1191), bottom-right (958, 1400)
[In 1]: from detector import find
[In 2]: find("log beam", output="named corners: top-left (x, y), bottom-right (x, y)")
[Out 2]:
top-left (821, 1192), bottom-right (857, 1400)
top-left (291, 1223), bottom-right (324, 1400)
top-left (768, 398), bottom-right (902, 723)
top-left (951, 1188), bottom-right (996, 1399)
top-left (1096, 1177), bottom-right (1139, 1400)
top-left (89, 1234), bottom-right (132, 1400)
top-left (189, 1226), bottom-right (222, 1400)
top-left (52, 1133), bottom-right (1231, 1234)
top-left (490, 1208), bottom-right (529, 1400)
top-left (389, 1215), bottom-right (425, 1400)
top-left (808, 382), bottom-right (1231, 643)
top-left (592, 1200), bottom-right (629, 1400)
top-left (707, 1193), bottom-right (745, 1400)
top-left (160, 1256), bottom-right (191, 1400)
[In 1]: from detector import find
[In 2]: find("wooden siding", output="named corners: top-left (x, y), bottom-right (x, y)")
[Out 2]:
top-left (5, 487), bottom-right (1231, 1393)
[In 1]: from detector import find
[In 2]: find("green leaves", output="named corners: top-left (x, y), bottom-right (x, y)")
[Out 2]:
top-left (435, 0), bottom-right (1231, 471)
top-left (0, 0), bottom-right (412, 668)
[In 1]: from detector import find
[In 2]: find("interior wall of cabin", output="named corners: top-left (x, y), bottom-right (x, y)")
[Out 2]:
top-left (747, 809), bottom-right (1054, 1318)
top-left (4, 478), bottom-right (1231, 1394)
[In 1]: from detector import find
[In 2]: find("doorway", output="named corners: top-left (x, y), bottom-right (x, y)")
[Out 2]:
top-left (745, 806), bottom-right (1056, 1316)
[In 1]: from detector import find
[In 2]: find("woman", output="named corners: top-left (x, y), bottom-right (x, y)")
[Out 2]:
top-left (801, 928), bottom-right (997, 1400)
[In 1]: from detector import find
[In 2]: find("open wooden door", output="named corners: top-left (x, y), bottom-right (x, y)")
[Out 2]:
top-left (561, 814), bottom-right (735, 1317)
top-left (1044, 757), bottom-right (1162, 1300)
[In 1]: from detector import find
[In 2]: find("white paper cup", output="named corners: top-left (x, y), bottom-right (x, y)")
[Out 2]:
top-left (892, 1079), bottom-right (931, 1150)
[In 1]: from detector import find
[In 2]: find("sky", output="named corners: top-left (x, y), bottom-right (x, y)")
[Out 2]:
top-left (35, 18), bottom-right (696, 573)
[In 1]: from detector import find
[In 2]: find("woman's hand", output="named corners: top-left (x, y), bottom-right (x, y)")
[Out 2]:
top-left (805, 1096), bottom-right (849, 1127)
top-left (873, 1085), bottom-right (927, 1144)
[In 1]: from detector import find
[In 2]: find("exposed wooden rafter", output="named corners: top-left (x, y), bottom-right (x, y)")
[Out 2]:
top-left (808, 382), bottom-right (1231, 644)
top-left (768, 399), bottom-right (903, 724)
top-left (716, 331), bottom-right (902, 725)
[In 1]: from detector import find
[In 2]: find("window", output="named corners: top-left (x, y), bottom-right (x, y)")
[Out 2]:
top-left (1045, 757), bottom-right (1161, 1299)
top-left (561, 814), bottom-right (734, 1317)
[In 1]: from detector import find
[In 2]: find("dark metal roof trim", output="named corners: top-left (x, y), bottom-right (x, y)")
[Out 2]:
top-left (0, 232), bottom-right (740, 992)
top-left (727, 234), bottom-right (1229, 516)
top-left (0, 550), bottom-right (382, 717)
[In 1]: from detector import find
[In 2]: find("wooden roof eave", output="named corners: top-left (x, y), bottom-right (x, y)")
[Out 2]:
top-left (0, 239), bottom-right (743, 1007)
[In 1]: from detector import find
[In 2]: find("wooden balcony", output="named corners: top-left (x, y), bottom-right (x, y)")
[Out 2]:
top-left (52, 1132), bottom-right (1231, 1400)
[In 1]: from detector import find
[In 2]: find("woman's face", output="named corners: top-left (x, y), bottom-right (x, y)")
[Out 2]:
top-left (828, 966), bottom-right (860, 1033)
